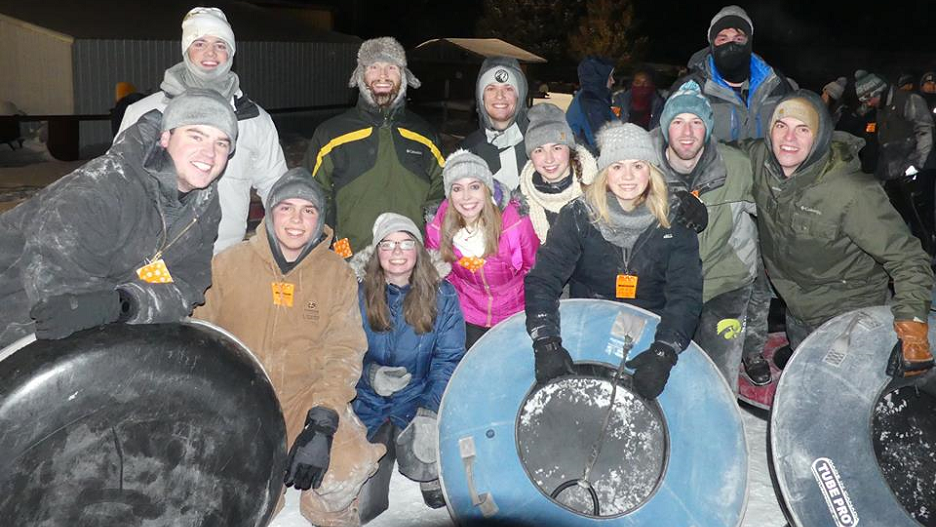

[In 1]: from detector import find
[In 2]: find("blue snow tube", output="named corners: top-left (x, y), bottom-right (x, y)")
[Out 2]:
top-left (0, 320), bottom-right (287, 526)
top-left (438, 299), bottom-right (748, 526)
top-left (771, 306), bottom-right (936, 527)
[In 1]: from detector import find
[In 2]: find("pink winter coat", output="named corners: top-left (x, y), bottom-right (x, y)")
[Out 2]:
top-left (426, 199), bottom-right (538, 328)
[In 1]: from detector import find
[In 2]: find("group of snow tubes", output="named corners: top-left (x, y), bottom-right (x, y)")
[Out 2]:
top-left (1, 301), bottom-right (933, 525)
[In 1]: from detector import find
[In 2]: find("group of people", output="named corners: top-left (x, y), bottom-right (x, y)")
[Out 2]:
top-left (0, 4), bottom-right (934, 526)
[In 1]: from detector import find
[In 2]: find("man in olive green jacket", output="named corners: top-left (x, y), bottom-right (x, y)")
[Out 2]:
top-left (746, 90), bottom-right (934, 376)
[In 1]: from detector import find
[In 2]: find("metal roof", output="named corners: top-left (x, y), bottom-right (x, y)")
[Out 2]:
top-left (0, 0), bottom-right (359, 43)
top-left (412, 38), bottom-right (547, 64)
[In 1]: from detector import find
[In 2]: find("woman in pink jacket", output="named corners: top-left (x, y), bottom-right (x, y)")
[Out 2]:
top-left (426, 149), bottom-right (539, 349)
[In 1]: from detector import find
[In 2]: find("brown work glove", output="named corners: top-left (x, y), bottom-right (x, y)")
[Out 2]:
top-left (891, 320), bottom-right (934, 377)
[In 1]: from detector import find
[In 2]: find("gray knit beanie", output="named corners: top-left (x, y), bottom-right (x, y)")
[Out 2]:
top-left (596, 122), bottom-right (660, 173)
top-left (349, 37), bottom-right (421, 108)
top-left (443, 149), bottom-right (495, 197)
top-left (855, 71), bottom-right (886, 101)
top-left (660, 80), bottom-right (714, 143)
top-left (822, 77), bottom-right (847, 101)
top-left (524, 103), bottom-right (576, 155)
top-left (707, 5), bottom-right (753, 44)
top-left (372, 212), bottom-right (423, 245)
top-left (160, 88), bottom-right (238, 149)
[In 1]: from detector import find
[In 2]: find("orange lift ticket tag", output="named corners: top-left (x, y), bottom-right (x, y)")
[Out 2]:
top-left (271, 282), bottom-right (295, 307)
top-left (333, 238), bottom-right (353, 259)
top-left (616, 274), bottom-right (638, 299)
top-left (136, 259), bottom-right (174, 284)
top-left (458, 256), bottom-right (486, 272)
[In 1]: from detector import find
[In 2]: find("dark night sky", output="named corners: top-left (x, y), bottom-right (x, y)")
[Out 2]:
top-left (310, 0), bottom-right (934, 90)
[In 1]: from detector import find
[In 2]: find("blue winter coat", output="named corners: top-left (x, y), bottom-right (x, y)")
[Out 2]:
top-left (567, 56), bottom-right (619, 152)
top-left (352, 253), bottom-right (467, 438)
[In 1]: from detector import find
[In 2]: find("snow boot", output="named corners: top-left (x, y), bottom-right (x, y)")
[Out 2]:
top-left (742, 353), bottom-right (771, 385)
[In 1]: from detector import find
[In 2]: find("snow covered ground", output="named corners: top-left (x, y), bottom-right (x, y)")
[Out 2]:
top-left (271, 405), bottom-right (785, 527)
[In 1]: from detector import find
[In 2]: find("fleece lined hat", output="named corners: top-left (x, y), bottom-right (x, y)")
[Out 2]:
top-left (475, 56), bottom-right (529, 130)
top-left (855, 71), bottom-right (887, 101)
top-left (160, 88), bottom-right (238, 148)
top-left (181, 7), bottom-right (236, 56)
top-left (596, 122), bottom-right (660, 173)
top-left (525, 103), bottom-right (575, 155)
top-left (822, 77), bottom-right (847, 101)
top-left (373, 212), bottom-right (423, 245)
top-left (707, 5), bottom-right (753, 44)
top-left (443, 149), bottom-right (495, 197)
top-left (660, 80), bottom-right (714, 143)
top-left (349, 37), bottom-right (420, 108)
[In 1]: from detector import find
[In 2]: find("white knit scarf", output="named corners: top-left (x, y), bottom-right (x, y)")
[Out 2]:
top-left (518, 161), bottom-right (582, 244)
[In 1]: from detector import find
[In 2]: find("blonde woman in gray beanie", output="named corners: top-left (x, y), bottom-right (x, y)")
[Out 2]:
top-left (525, 122), bottom-right (703, 400)
top-left (426, 150), bottom-right (539, 349)
top-left (519, 103), bottom-right (598, 244)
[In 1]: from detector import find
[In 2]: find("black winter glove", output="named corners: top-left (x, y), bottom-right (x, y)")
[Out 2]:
top-left (30, 290), bottom-right (125, 340)
top-left (533, 337), bottom-right (575, 384)
top-left (284, 406), bottom-right (339, 490)
top-left (672, 190), bottom-right (708, 233)
top-left (625, 342), bottom-right (678, 400)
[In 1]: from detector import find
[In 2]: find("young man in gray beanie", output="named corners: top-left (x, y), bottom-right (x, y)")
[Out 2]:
top-left (460, 56), bottom-right (531, 191)
top-left (0, 89), bottom-right (237, 348)
top-left (651, 80), bottom-right (771, 391)
top-left (118, 6), bottom-right (287, 254)
top-left (195, 168), bottom-right (385, 527)
top-left (672, 4), bottom-right (796, 143)
top-left (303, 36), bottom-right (444, 255)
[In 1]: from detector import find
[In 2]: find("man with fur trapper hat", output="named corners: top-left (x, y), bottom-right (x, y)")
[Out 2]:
top-left (302, 37), bottom-right (445, 255)
top-left (0, 89), bottom-right (236, 348)
top-left (195, 168), bottom-right (385, 526)
top-left (118, 6), bottom-right (287, 254)
top-left (459, 56), bottom-right (530, 191)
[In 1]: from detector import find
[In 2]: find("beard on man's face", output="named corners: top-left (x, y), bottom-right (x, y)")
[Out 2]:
top-left (367, 81), bottom-right (400, 108)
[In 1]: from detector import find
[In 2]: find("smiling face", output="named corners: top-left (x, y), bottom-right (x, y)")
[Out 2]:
top-left (186, 35), bottom-right (230, 71)
top-left (160, 125), bottom-right (232, 193)
top-left (377, 231), bottom-right (418, 286)
top-left (450, 177), bottom-right (488, 224)
top-left (606, 160), bottom-right (651, 210)
top-left (529, 143), bottom-right (571, 183)
top-left (271, 198), bottom-right (319, 262)
top-left (667, 112), bottom-right (707, 161)
top-left (483, 83), bottom-right (518, 130)
top-left (363, 61), bottom-right (402, 107)
top-left (770, 116), bottom-right (815, 177)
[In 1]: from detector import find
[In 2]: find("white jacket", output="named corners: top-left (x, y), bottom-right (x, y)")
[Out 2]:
top-left (118, 91), bottom-right (287, 253)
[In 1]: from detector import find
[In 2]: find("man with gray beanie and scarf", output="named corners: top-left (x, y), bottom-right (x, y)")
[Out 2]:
top-left (0, 89), bottom-right (236, 348)
top-left (303, 36), bottom-right (445, 256)
top-left (674, 5), bottom-right (796, 143)
top-left (460, 56), bottom-right (530, 191)
top-left (196, 168), bottom-right (384, 526)
top-left (118, 6), bottom-right (287, 254)
top-left (652, 80), bottom-right (770, 391)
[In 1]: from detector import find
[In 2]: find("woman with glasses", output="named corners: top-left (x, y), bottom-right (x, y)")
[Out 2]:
top-left (426, 150), bottom-right (540, 349)
top-left (350, 213), bottom-right (466, 520)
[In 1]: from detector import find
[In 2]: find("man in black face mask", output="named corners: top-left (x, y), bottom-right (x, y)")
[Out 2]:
top-left (673, 5), bottom-right (795, 143)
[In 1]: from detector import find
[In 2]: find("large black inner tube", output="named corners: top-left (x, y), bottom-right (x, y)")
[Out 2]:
top-left (515, 363), bottom-right (669, 518)
top-left (872, 380), bottom-right (936, 527)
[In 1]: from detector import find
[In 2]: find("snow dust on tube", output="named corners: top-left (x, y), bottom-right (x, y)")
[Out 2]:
top-left (770, 305), bottom-right (936, 527)
top-left (0, 320), bottom-right (287, 527)
top-left (437, 299), bottom-right (749, 526)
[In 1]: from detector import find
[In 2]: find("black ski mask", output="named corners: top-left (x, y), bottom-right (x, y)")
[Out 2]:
top-left (712, 41), bottom-right (752, 84)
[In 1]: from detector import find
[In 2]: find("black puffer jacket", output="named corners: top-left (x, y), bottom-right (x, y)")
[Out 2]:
top-left (0, 110), bottom-right (221, 347)
top-left (525, 197), bottom-right (703, 353)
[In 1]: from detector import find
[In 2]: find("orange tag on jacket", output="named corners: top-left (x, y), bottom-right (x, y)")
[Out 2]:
top-left (333, 238), bottom-right (353, 258)
top-left (691, 189), bottom-right (700, 198)
top-left (616, 274), bottom-right (638, 299)
top-left (458, 256), bottom-right (486, 272)
top-left (865, 122), bottom-right (877, 133)
top-left (271, 282), bottom-right (295, 307)
top-left (136, 259), bottom-right (174, 284)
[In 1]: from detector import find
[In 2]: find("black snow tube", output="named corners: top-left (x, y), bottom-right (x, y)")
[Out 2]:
top-left (0, 321), bottom-right (287, 527)
top-left (770, 306), bottom-right (936, 527)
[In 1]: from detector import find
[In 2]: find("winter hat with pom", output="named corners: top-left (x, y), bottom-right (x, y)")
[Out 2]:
top-left (443, 149), bottom-right (495, 197)
top-left (660, 80), bottom-right (714, 143)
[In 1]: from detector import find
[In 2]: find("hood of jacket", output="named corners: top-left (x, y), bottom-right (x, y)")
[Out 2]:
top-left (577, 56), bottom-right (615, 101)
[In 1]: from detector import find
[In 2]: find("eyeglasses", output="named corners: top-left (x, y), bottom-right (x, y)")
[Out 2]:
top-left (377, 239), bottom-right (417, 251)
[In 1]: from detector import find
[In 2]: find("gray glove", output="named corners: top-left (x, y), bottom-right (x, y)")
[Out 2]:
top-left (368, 364), bottom-right (412, 396)
top-left (411, 408), bottom-right (438, 464)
